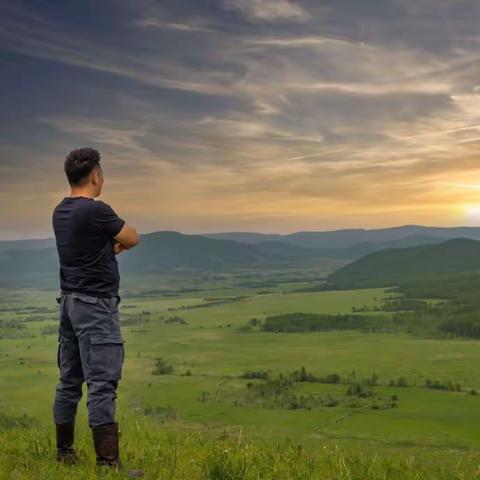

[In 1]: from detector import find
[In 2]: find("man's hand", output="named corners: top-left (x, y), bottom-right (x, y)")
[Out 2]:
top-left (113, 242), bottom-right (125, 255)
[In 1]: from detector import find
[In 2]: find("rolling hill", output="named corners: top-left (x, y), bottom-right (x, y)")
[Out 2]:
top-left (327, 238), bottom-right (480, 289)
top-left (0, 231), bottom-right (341, 287)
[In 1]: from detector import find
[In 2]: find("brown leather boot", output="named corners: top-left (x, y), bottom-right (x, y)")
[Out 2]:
top-left (92, 422), bottom-right (144, 477)
top-left (92, 422), bottom-right (120, 467)
top-left (55, 423), bottom-right (78, 464)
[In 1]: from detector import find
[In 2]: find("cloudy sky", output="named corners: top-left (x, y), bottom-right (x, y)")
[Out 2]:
top-left (2, 0), bottom-right (480, 239)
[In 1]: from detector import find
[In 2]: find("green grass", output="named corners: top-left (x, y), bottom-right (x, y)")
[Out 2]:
top-left (2, 419), bottom-right (480, 479)
top-left (3, 275), bottom-right (480, 478)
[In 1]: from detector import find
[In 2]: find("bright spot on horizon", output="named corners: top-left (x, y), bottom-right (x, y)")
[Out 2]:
top-left (465, 206), bottom-right (480, 224)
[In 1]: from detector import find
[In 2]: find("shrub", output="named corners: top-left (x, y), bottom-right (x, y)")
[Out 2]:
top-left (152, 357), bottom-right (173, 375)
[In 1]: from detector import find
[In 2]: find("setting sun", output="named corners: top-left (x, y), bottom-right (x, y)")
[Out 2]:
top-left (465, 205), bottom-right (480, 224)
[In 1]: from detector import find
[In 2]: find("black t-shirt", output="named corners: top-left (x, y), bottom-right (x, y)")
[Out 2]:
top-left (52, 196), bottom-right (126, 297)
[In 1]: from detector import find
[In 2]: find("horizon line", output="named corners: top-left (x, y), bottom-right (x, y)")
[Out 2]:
top-left (2, 223), bottom-right (480, 242)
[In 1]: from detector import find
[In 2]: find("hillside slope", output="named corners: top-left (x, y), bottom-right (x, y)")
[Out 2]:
top-left (0, 231), bottom-right (331, 286)
top-left (327, 238), bottom-right (480, 289)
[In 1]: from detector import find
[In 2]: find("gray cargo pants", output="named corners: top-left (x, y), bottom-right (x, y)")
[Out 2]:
top-left (52, 292), bottom-right (125, 427)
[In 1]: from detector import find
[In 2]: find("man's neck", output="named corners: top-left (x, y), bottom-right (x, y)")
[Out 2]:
top-left (69, 189), bottom-right (96, 199)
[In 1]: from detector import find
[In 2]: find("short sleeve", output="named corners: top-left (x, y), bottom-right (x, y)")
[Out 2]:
top-left (93, 201), bottom-right (125, 238)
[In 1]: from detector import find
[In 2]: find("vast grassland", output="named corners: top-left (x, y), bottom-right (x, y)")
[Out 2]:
top-left (2, 268), bottom-right (480, 478)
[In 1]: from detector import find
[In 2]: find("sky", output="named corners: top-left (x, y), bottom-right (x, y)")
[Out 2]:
top-left (1, 0), bottom-right (480, 239)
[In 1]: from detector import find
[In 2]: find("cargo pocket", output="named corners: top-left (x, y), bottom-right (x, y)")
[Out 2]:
top-left (89, 333), bottom-right (125, 380)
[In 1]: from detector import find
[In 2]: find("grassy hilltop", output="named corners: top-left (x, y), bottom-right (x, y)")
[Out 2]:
top-left (3, 419), bottom-right (480, 479)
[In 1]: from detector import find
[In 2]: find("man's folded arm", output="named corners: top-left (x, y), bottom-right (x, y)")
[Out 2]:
top-left (113, 223), bottom-right (140, 250)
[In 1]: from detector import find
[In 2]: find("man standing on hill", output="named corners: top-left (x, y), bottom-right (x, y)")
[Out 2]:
top-left (51, 147), bottom-right (142, 475)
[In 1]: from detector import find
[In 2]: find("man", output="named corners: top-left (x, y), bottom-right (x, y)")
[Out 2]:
top-left (51, 147), bottom-right (142, 475)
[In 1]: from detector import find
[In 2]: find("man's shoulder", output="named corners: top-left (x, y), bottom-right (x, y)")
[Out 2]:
top-left (93, 199), bottom-right (110, 209)
top-left (53, 197), bottom-right (66, 209)
top-left (91, 199), bottom-right (105, 214)
top-left (52, 197), bottom-right (98, 218)
top-left (92, 200), bottom-right (118, 216)
top-left (52, 198), bottom-right (66, 218)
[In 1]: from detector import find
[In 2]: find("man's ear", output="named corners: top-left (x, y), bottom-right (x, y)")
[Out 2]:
top-left (91, 167), bottom-right (100, 186)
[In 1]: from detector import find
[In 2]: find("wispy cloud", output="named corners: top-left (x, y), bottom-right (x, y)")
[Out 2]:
top-left (2, 0), bottom-right (480, 236)
top-left (133, 19), bottom-right (222, 34)
top-left (223, 0), bottom-right (310, 22)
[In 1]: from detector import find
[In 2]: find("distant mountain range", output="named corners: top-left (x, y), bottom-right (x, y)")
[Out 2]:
top-left (327, 238), bottom-right (480, 289)
top-left (203, 225), bottom-right (480, 248)
top-left (2, 225), bottom-right (480, 286)
top-left (5, 224), bottom-right (480, 255)
top-left (0, 231), bottom-right (339, 286)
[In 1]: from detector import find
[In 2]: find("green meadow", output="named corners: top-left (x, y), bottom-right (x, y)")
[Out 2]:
top-left (3, 269), bottom-right (480, 478)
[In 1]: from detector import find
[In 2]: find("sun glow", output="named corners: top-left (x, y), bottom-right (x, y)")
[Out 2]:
top-left (465, 205), bottom-right (480, 224)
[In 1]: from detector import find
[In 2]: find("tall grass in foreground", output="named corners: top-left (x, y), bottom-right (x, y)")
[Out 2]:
top-left (1, 419), bottom-right (480, 480)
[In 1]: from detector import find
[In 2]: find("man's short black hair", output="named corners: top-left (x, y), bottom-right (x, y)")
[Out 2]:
top-left (64, 147), bottom-right (101, 186)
